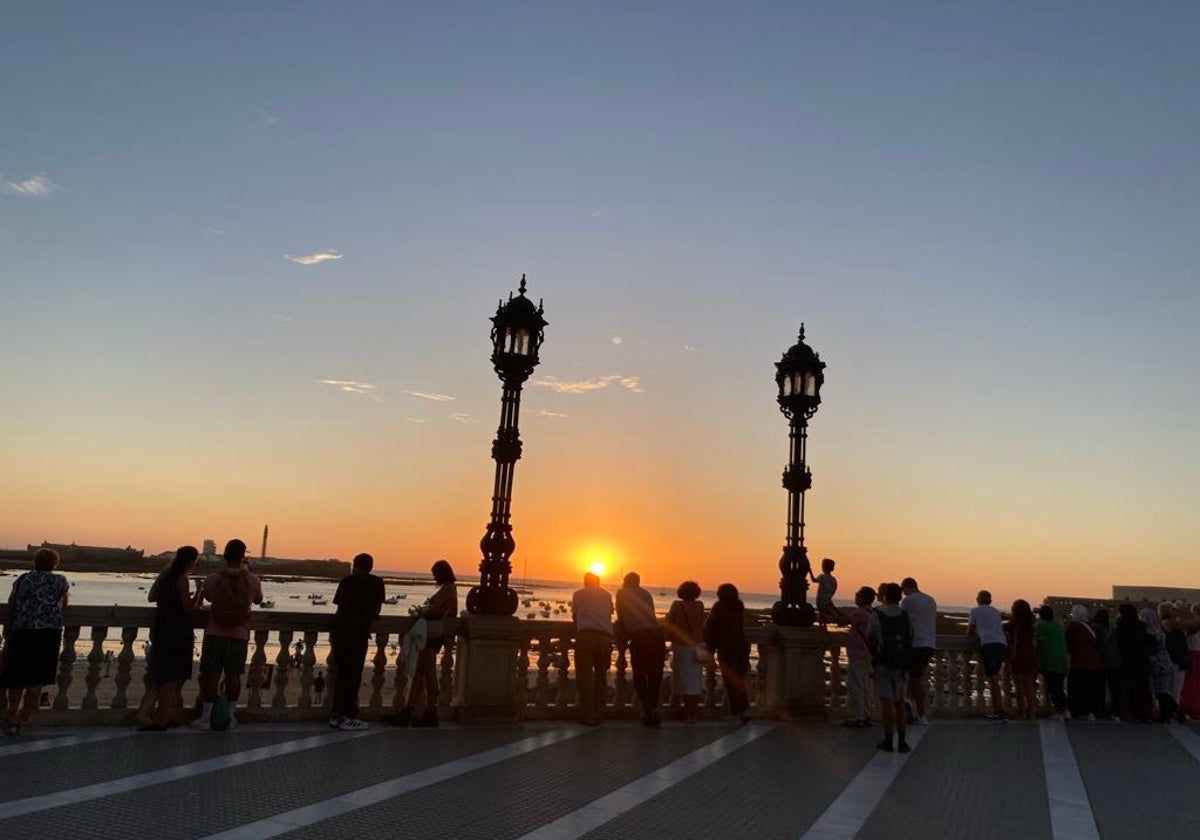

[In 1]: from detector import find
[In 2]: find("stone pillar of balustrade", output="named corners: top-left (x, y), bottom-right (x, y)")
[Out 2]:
top-left (762, 625), bottom-right (829, 718)
top-left (454, 614), bottom-right (522, 722)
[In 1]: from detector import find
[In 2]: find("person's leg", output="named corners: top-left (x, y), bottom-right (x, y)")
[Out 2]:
top-left (846, 659), bottom-right (865, 723)
top-left (19, 686), bottom-right (40, 725)
top-left (575, 634), bottom-right (596, 723)
top-left (895, 697), bottom-right (909, 751)
top-left (155, 681), bottom-right (179, 725)
top-left (422, 648), bottom-right (439, 710)
top-left (332, 634), bottom-right (368, 720)
top-left (628, 633), bottom-right (650, 716)
top-left (878, 681), bottom-right (896, 749)
top-left (646, 637), bottom-right (665, 719)
top-left (5, 689), bottom-right (22, 726)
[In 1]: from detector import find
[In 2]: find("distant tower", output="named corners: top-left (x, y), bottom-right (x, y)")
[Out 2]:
top-left (261, 525), bottom-right (269, 560)
top-left (202, 539), bottom-right (217, 558)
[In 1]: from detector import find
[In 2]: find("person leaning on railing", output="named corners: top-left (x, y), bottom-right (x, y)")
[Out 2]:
top-left (1, 548), bottom-right (69, 736)
top-left (703, 583), bottom-right (751, 724)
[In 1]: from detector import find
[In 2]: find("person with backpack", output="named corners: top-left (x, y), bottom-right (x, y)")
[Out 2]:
top-left (193, 539), bottom-right (262, 731)
top-left (868, 582), bottom-right (912, 753)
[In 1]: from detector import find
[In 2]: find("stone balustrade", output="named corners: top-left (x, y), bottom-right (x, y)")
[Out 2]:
top-left (1, 605), bottom-right (1037, 724)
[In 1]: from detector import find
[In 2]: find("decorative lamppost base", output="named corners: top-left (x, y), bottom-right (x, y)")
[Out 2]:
top-left (465, 585), bottom-right (519, 617)
top-left (771, 601), bottom-right (816, 628)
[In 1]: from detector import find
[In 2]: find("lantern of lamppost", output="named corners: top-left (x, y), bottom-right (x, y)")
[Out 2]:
top-left (466, 275), bottom-right (547, 616)
top-left (771, 323), bottom-right (826, 628)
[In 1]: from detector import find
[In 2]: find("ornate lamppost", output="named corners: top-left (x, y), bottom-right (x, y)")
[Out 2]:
top-left (466, 275), bottom-right (547, 616)
top-left (771, 324), bottom-right (826, 628)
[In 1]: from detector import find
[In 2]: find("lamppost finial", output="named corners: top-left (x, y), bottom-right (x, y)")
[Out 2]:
top-left (798, 322), bottom-right (806, 341)
top-left (518, 274), bottom-right (527, 295)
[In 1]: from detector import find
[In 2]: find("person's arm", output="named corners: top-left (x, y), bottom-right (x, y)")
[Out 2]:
top-left (60, 576), bottom-right (69, 608)
top-left (252, 576), bottom-right (263, 605)
top-left (148, 576), bottom-right (160, 603)
top-left (372, 578), bottom-right (384, 621)
top-left (175, 575), bottom-right (196, 616)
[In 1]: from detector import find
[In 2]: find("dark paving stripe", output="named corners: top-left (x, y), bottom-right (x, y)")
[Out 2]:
top-left (580, 724), bottom-right (877, 840)
top-left (857, 723), bottom-right (1052, 840)
top-left (0, 730), bottom-right (313, 803)
top-left (1070, 724), bottom-right (1200, 840)
top-left (0, 727), bottom-right (534, 840)
top-left (279, 723), bottom-right (733, 840)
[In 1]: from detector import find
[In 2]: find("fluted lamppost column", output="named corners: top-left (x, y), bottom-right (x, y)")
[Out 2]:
top-left (466, 275), bottom-right (547, 616)
top-left (771, 324), bottom-right (826, 628)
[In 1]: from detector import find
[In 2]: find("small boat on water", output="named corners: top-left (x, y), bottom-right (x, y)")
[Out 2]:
top-left (310, 597), bottom-right (328, 606)
top-left (261, 599), bottom-right (275, 609)
top-left (383, 594), bottom-right (409, 605)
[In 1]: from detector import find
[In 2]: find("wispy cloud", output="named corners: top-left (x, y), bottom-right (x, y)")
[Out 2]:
top-left (286, 250), bottom-right (343, 266)
top-left (1, 174), bottom-right (56, 197)
top-left (406, 417), bottom-right (427, 423)
top-left (538, 410), bottom-right (569, 419)
top-left (530, 375), bottom-right (643, 394)
top-left (449, 412), bottom-right (474, 423)
top-left (271, 313), bottom-right (293, 323)
top-left (403, 390), bottom-right (455, 403)
top-left (315, 379), bottom-right (380, 401)
top-left (683, 344), bottom-right (698, 352)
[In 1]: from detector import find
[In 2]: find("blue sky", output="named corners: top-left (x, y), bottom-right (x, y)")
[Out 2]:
top-left (3, 2), bottom-right (1198, 603)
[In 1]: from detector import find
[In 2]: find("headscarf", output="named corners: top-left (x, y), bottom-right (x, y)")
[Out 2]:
top-left (1138, 606), bottom-right (1165, 642)
top-left (1070, 604), bottom-right (1088, 622)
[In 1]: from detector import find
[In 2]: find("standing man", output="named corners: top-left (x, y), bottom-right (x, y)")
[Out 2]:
top-left (900, 576), bottom-right (937, 726)
top-left (193, 539), bottom-right (262, 730)
top-left (869, 582), bottom-right (912, 752)
top-left (329, 552), bottom-right (385, 731)
top-left (968, 590), bottom-right (1008, 721)
top-left (571, 572), bottom-right (614, 726)
top-left (616, 572), bottom-right (666, 728)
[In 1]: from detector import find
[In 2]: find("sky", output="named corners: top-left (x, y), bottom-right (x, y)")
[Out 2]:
top-left (3, 2), bottom-right (1198, 607)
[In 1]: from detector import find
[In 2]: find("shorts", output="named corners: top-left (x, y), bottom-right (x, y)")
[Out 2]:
top-left (874, 667), bottom-right (907, 700)
top-left (199, 635), bottom-right (250, 676)
top-left (906, 647), bottom-right (935, 677)
top-left (980, 643), bottom-right (1008, 677)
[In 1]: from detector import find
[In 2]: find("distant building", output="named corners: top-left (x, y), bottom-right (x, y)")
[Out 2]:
top-left (1112, 585), bottom-right (1200, 603)
top-left (202, 539), bottom-right (217, 557)
top-left (28, 542), bottom-right (144, 567)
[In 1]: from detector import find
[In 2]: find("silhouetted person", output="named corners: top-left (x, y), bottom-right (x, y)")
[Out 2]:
top-left (1092, 608), bottom-right (1122, 719)
top-left (2, 548), bottom-right (69, 735)
top-left (193, 539), bottom-right (262, 730)
top-left (870, 582), bottom-right (912, 752)
top-left (1065, 604), bottom-right (1103, 721)
top-left (1006, 599), bottom-right (1038, 720)
top-left (395, 559), bottom-right (457, 728)
top-left (571, 572), bottom-right (613, 726)
top-left (142, 545), bottom-right (203, 731)
top-left (1115, 603), bottom-right (1152, 722)
top-left (843, 586), bottom-right (875, 728)
top-left (1036, 605), bottom-right (1069, 719)
top-left (900, 577), bottom-right (936, 726)
top-left (616, 572), bottom-right (665, 727)
top-left (329, 552), bottom-right (385, 731)
top-left (969, 590), bottom-right (1007, 720)
top-left (811, 558), bottom-right (844, 629)
top-left (704, 583), bottom-right (751, 723)
top-left (665, 581), bottom-right (705, 723)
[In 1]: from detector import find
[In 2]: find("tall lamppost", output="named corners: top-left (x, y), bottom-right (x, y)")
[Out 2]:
top-left (771, 324), bottom-right (826, 628)
top-left (466, 275), bottom-right (547, 616)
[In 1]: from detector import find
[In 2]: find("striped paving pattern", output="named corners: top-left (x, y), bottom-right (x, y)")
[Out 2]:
top-left (0, 720), bottom-right (1197, 839)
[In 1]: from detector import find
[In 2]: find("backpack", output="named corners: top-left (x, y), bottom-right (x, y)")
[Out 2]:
top-left (875, 609), bottom-right (911, 670)
top-left (211, 569), bottom-right (253, 627)
top-left (210, 695), bottom-right (232, 731)
top-left (1166, 629), bottom-right (1190, 671)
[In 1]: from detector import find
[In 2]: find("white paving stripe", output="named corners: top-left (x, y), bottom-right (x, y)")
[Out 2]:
top-left (199, 726), bottom-right (589, 840)
top-left (0, 729), bottom-right (377, 820)
top-left (1039, 720), bottom-right (1100, 840)
top-left (0, 729), bottom-right (134, 758)
top-left (798, 726), bottom-right (927, 840)
top-left (514, 724), bottom-right (774, 840)
top-left (1166, 723), bottom-right (1200, 763)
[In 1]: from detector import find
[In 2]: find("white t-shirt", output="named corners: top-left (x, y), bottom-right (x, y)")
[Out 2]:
top-left (901, 589), bottom-right (938, 649)
top-left (572, 586), bottom-right (614, 634)
top-left (969, 604), bottom-right (1006, 646)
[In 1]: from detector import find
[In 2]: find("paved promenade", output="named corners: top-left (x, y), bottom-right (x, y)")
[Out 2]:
top-left (1, 718), bottom-right (1198, 839)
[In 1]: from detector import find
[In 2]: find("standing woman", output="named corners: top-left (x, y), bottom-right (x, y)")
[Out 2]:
top-left (1034, 605), bottom-right (1069, 720)
top-left (1115, 604), bottom-right (1152, 722)
top-left (666, 581), bottom-right (705, 723)
top-left (1065, 604), bottom-right (1103, 721)
top-left (1, 548), bottom-right (69, 735)
top-left (142, 546), bottom-right (203, 731)
top-left (704, 583), bottom-right (751, 723)
top-left (1139, 606), bottom-right (1179, 722)
top-left (1181, 604), bottom-right (1200, 716)
top-left (399, 559), bottom-right (457, 728)
top-left (1005, 599), bottom-right (1037, 720)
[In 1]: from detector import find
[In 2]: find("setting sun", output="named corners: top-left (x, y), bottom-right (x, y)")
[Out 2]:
top-left (587, 559), bottom-right (607, 578)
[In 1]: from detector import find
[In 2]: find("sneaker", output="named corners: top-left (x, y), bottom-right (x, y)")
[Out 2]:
top-left (329, 714), bottom-right (345, 729)
top-left (898, 740), bottom-right (911, 753)
top-left (338, 718), bottom-right (369, 731)
top-left (876, 738), bottom-right (894, 752)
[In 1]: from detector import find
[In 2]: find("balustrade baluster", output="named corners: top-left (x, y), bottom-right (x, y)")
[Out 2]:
top-left (614, 642), bottom-right (629, 711)
top-left (534, 635), bottom-right (551, 712)
top-left (554, 636), bottom-right (571, 711)
top-left (53, 625), bottom-right (80, 710)
top-left (112, 626), bottom-right (138, 709)
top-left (704, 652), bottom-right (718, 715)
top-left (369, 632), bottom-right (389, 710)
top-left (298, 630), bottom-right (318, 708)
top-left (828, 641), bottom-right (844, 713)
top-left (82, 626), bottom-right (107, 710)
top-left (437, 633), bottom-right (455, 716)
top-left (974, 652), bottom-right (987, 715)
top-left (515, 634), bottom-right (531, 716)
top-left (247, 629), bottom-right (269, 709)
top-left (273, 630), bottom-right (293, 709)
top-left (391, 639), bottom-right (408, 710)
